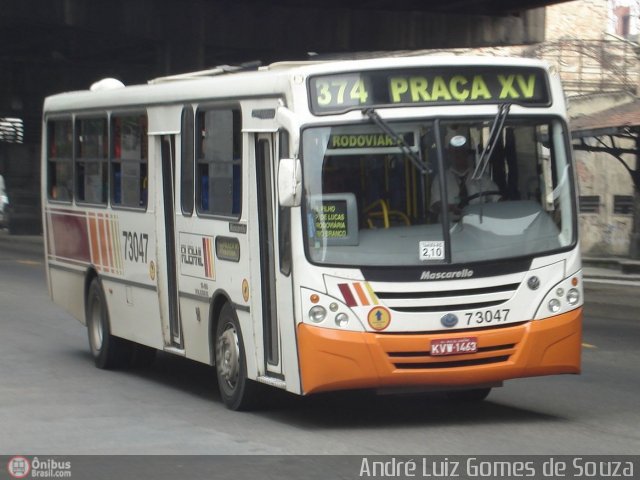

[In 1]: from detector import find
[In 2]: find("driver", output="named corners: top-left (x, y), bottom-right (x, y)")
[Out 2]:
top-left (430, 135), bottom-right (501, 220)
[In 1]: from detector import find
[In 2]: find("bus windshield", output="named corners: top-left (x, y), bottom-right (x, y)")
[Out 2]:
top-left (301, 117), bottom-right (575, 266)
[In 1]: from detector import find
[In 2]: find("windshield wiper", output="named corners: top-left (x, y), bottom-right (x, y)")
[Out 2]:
top-left (471, 103), bottom-right (511, 181)
top-left (363, 108), bottom-right (429, 175)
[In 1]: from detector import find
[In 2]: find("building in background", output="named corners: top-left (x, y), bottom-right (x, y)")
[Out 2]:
top-left (553, 0), bottom-right (640, 258)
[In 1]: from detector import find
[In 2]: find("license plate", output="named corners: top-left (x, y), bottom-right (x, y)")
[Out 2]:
top-left (431, 337), bottom-right (478, 356)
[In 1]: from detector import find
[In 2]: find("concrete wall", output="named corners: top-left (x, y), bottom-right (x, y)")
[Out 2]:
top-left (546, 0), bottom-right (609, 40)
top-left (569, 93), bottom-right (637, 256)
top-left (574, 150), bottom-right (636, 256)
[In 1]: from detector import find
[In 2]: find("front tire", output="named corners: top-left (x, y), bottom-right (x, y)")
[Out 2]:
top-left (86, 278), bottom-right (132, 369)
top-left (215, 303), bottom-right (260, 410)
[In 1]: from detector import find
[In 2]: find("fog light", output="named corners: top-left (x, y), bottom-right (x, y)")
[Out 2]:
top-left (335, 313), bottom-right (349, 327)
top-left (527, 276), bottom-right (540, 290)
top-left (309, 305), bottom-right (327, 323)
top-left (329, 302), bottom-right (339, 312)
top-left (548, 298), bottom-right (561, 313)
top-left (556, 288), bottom-right (564, 297)
top-left (567, 288), bottom-right (580, 305)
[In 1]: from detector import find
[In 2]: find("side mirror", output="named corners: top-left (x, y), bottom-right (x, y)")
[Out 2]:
top-left (278, 158), bottom-right (301, 207)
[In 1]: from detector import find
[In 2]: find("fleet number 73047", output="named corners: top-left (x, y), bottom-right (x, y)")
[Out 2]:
top-left (465, 308), bottom-right (510, 326)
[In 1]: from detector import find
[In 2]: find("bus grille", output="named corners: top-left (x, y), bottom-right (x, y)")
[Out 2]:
top-left (374, 282), bottom-right (519, 313)
top-left (393, 356), bottom-right (510, 370)
top-left (387, 343), bottom-right (515, 369)
top-left (374, 325), bottom-right (524, 371)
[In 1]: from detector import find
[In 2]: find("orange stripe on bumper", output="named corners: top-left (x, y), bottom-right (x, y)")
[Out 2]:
top-left (297, 308), bottom-right (582, 395)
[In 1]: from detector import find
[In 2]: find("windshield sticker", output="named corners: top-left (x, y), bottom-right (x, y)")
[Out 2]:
top-left (419, 241), bottom-right (445, 261)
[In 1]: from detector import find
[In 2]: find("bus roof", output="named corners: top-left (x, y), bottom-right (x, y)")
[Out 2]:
top-left (43, 54), bottom-right (553, 114)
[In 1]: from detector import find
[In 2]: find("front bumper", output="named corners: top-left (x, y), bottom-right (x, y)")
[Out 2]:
top-left (297, 308), bottom-right (582, 394)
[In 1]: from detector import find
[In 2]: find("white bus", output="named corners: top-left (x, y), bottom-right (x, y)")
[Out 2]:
top-left (43, 56), bottom-right (583, 410)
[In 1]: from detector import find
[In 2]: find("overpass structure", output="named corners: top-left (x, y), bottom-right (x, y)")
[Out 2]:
top-left (0, 0), bottom-right (570, 232)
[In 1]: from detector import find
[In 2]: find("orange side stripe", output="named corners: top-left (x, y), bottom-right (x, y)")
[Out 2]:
top-left (104, 215), bottom-right (114, 272)
top-left (208, 238), bottom-right (215, 278)
top-left (353, 283), bottom-right (370, 306)
top-left (98, 216), bottom-right (109, 270)
top-left (88, 215), bottom-right (100, 266)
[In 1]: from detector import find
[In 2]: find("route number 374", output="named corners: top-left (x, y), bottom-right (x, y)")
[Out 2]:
top-left (315, 78), bottom-right (369, 107)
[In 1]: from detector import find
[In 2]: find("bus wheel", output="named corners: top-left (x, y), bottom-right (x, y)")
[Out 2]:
top-left (215, 303), bottom-right (260, 410)
top-left (86, 278), bottom-right (131, 369)
top-left (446, 388), bottom-right (492, 402)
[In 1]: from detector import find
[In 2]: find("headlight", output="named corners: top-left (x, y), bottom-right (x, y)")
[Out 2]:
top-left (309, 305), bottom-right (327, 323)
top-left (548, 298), bottom-right (561, 313)
top-left (567, 288), bottom-right (580, 305)
top-left (335, 312), bottom-right (349, 327)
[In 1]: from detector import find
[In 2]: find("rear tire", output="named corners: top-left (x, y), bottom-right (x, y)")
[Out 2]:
top-left (215, 303), bottom-right (261, 410)
top-left (446, 387), bottom-right (492, 402)
top-left (86, 278), bottom-right (132, 369)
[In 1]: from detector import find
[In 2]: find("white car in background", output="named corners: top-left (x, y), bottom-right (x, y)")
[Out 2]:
top-left (0, 174), bottom-right (8, 228)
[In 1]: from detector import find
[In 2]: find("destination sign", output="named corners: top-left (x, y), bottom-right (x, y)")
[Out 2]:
top-left (215, 236), bottom-right (240, 262)
top-left (308, 66), bottom-right (550, 114)
top-left (327, 132), bottom-right (415, 150)
top-left (314, 200), bottom-right (348, 239)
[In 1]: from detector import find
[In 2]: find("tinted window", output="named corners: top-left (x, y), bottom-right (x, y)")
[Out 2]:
top-left (196, 108), bottom-right (242, 217)
top-left (112, 114), bottom-right (148, 209)
top-left (76, 117), bottom-right (108, 204)
top-left (47, 119), bottom-right (73, 202)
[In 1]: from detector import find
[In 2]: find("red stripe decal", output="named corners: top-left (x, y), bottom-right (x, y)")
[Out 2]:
top-left (49, 212), bottom-right (91, 263)
top-left (202, 237), bottom-right (210, 278)
top-left (338, 283), bottom-right (358, 307)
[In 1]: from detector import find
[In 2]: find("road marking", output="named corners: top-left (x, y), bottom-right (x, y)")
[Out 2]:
top-left (16, 260), bottom-right (42, 266)
top-left (584, 278), bottom-right (640, 287)
top-left (582, 343), bottom-right (597, 349)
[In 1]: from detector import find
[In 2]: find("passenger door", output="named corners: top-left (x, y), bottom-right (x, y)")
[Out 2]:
top-left (156, 134), bottom-right (183, 348)
top-left (251, 133), bottom-right (292, 377)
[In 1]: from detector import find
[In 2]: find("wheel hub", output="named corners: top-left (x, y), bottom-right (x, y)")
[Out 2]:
top-left (90, 298), bottom-right (104, 351)
top-left (217, 326), bottom-right (239, 389)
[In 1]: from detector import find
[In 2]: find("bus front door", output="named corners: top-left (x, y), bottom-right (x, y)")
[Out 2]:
top-left (157, 135), bottom-right (182, 348)
top-left (251, 133), bottom-right (292, 379)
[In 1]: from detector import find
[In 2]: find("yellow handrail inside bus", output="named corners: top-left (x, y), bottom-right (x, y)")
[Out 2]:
top-left (364, 199), bottom-right (390, 228)
top-left (365, 199), bottom-right (411, 228)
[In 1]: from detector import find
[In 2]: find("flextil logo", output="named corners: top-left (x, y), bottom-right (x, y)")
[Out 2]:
top-left (7, 456), bottom-right (30, 479)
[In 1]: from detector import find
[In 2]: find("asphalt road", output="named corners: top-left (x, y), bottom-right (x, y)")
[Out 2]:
top-left (1, 236), bottom-right (639, 455)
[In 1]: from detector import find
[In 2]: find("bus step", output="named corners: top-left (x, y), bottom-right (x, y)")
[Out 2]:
top-left (256, 376), bottom-right (286, 389)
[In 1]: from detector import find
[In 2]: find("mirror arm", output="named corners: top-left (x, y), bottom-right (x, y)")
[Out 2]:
top-left (276, 101), bottom-right (300, 158)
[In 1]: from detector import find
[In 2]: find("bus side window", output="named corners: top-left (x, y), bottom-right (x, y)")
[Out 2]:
top-left (47, 119), bottom-right (73, 203)
top-left (75, 116), bottom-right (108, 205)
top-left (196, 107), bottom-right (242, 218)
top-left (181, 107), bottom-right (195, 215)
top-left (111, 114), bottom-right (148, 209)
